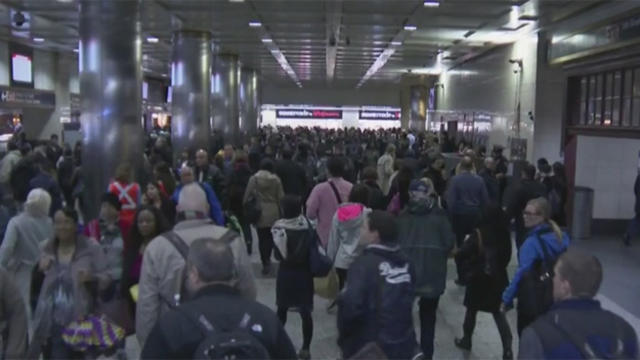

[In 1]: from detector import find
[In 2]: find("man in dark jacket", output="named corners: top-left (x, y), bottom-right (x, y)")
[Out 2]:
top-left (519, 249), bottom-right (638, 359)
top-left (274, 147), bottom-right (308, 198)
top-left (337, 210), bottom-right (420, 360)
top-left (398, 179), bottom-right (455, 359)
top-left (194, 149), bottom-right (225, 202)
top-left (479, 157), bottom-right (500, 205)
top-left (28, 156), bottom-right (63, 216)
top-left (141, 238), bottom-right (296, 360)
top-left (623, 172), bottom-right (640, 246)
top-left (423, 156), bottom-right (447, 198)
top-left (447, 156), bottom-right (489, 284)
top-left (507, 164), bottom-right (548, 249)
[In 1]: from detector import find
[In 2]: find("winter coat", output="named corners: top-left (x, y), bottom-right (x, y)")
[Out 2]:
top-left (457, 226), bottom-right (511, 313)
top-left (272, 215), bottom-right (314, 310)
top-left (243, 170), bottom-right (285, 229)
top-left (194, 164), bottom-right (225, 203)
top-left (29, 171), bottom-right (63, 217)
top-left (377, 154), bottom-right (394, 195)
top-left (136, 219), bottom-right (256, 346)
top-left (327, 203), bottom-right (370, 270)
top-left (225, 163), bottom-right (252, 218)
top-left (338, 244), bottom-right (419, 360)
top-left (423, 166), bottom-right (446, 197)
top-left (479, 168), bottom-right (500, 205)
top-left (306, 178), bottom-right (353, 247)
top-left (502, 224), bottom-right (570, 307)
top-left (519, 299), bottom-right (638, 360)
top-left (447, 172), bottom-right (489, 215)
top-left (550, 175), bottom-right (568, 226)
top-left (275, 159), bottom-right (308, 198)
top-left (0, 150), bottom-right (21, 185)
top-left (0, 268), bottom-right (27, 359)
top-left (397, 199), bottom-right (455, 299)
top-left (141, 285), bottom-right (297, 360)
top-left (507, 179), bottom-right (548, 244)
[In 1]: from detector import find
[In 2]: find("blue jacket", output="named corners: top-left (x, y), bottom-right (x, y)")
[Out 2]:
top-left (337, 244), bottom-right (419, 359)
top-left (502, 224), bottom-right (569, 306)
top-left (171, 182), bottom-right (225, 226)
top-left (519, 299), bottom-right (638, 359)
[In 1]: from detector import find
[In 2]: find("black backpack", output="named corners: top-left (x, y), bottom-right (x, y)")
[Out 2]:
top-left (178, 307), bottom-right (271, 360)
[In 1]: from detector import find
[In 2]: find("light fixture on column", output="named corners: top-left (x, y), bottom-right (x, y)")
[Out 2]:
top-left (424, 0), bottom-right (440, 7)
top-left (249, 21), bottom-right (262, 27)
top-left (33, 37), bottom-right (45, 42)
top-left (404, 25), bottom-right (417, 31)
top-left (146, 36), bottom-right (159, 43)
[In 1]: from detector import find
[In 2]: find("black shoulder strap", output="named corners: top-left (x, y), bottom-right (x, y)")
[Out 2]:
top-left (534, 231), bottom-right (553, 269)
top-left (328, 181), bottom-right (342, 204)
top-left (164, 231), bottom-right (189, 259)
top-left (532, 314), bottom-right (605, 360)
top-left (218, 229), bottom-right (238, 244)
top-left (177, 306), bottom-right (216, 336)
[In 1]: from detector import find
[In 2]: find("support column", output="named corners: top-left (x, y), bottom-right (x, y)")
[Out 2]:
top-left (79, 0), bottom-right (143, 221)
top-left (239, 68), bottom-right (260, 139)
top-left (408, 85), bottom-right (428, 132)
top-left (211, 54), bottom-right (239, 145)
top-left (171, 30), bottom-right (212, 160)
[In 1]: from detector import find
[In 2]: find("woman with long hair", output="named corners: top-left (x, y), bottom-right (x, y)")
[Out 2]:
top-left (501, 197), bottom-right (570, 335)
top-left (141, 181), bottom-right (176, 226)
top-left (387, 165), bottom-right (413, 216)
top-left (121, 205), bottom-right (169, 308)
top-left (454, 204), bottom-right (513, 359)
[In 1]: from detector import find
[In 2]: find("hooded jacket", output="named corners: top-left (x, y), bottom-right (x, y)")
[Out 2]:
top-left (397, 197), bottom-right (455, 298)
top-left (327, 203), bottom-right (371, 270)
top-left (244, 170), bottom-right (285, 229)
top-left (338, 244), bottom-right (419, 360)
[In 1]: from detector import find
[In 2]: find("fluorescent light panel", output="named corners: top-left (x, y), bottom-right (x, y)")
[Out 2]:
top-left (261, 38), bottom-right (273, 43)
top-left (424, 0), bottom-right (440, 7)
top-left (391, 41), bottom-right (402, 46)
top-left (404, 25), bottom-right (417, 31)
top-left (146, 36), bottom-right (159, 43)
top-left (33, 37), bottom-right (44, 42)
top-left (249, 21), bottom-right (262, 27)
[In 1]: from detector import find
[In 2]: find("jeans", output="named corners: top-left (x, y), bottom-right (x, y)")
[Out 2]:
top-left (462, 309), bottom-right (512, 352)
top-left (419, 297), bottom-right (440, 360)
top-left (452, 212), bottom-right (480, 280)
top-left (257, 227), bottom-right (274, 268)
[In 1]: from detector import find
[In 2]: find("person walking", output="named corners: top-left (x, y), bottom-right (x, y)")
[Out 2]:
top-left (550, 162), bottom-right (568, 227)
top-left (225, 150), bottom-right (254, 254)
top-left (337, 210), bottom-right (420, 360)
top-left (397, 178), bottom-right (455, 359)
top-left (243, 159), bottom-right (285, 275)
top-left (275, 147), bottom-right (308, 198)
top-left (623, 171), bottom-right (640, 246)
top-left (271, 195), bottom-right (315, 360)
top-left (519, 249), bottom-right (638, 359)
top-left (501, 197), bottom-right (570, 335)
top-left (141, 238), bottom-right (297, 360)
top-left (507, 164), bottom-right (548, 249)
top-left (306, 157), bottom-right (353, 247)
top-left (0, 188), bottom-right (52, 324)
top-left (108, 163), bottom-right (141, 240)
top-left (454, 204), bottom-right (513, 359)
top-left (447, 156), bottom-right (489, 285)
top-left (360, 167), bottom-right (387, 210)
top-left (377, 144), bottom-right (396, 196)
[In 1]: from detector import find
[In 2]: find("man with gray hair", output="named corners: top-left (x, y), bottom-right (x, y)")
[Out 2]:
top-left (519, 249), bottom-right (638, 359)
top-left (141, 239), bottom-right (296, 360)
top-left (136, 183), bottom-right (256, 347)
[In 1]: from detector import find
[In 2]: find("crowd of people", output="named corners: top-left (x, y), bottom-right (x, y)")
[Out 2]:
top-left (0, 126), bottom-right (635, 360)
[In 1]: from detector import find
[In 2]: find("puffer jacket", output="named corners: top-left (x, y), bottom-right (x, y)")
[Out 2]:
top-left (397, 199), bottom-right (455, 299)
top-left (338, 244), bottom-right (419, 360)
top-left (327, 203), bottom-right (371, 270)
top-left (244, 170), bottom-right (284, 229)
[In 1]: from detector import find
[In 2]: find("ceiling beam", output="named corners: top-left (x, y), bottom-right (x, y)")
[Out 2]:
top-left (325, 0), bottom-right (343, 82)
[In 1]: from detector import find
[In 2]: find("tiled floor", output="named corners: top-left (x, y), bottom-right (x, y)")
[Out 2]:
top-left (126, 235), bottom-right (640, 359)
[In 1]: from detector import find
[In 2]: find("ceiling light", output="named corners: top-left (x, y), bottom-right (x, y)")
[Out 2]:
top-left (404, 25), bottom-right (417, 31)
top-left (33, 37), bottom-right (44, 42)
top-left (228, 0), bottom-right (244, 2)
top-left (261, 38), bottom-right (273, 43)
top-left (424, 0), bottom-right (440, 7)
top-left (73, 48), bottom-right (79, 53)
top-left (146, 36), bottom-right (159, 43)
top-left (249, 21), bottom-right (262, 27)
top-left (391, 41), bottom-right (402, 46)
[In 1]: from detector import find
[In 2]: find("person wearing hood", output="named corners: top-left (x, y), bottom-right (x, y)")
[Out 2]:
top-left (397, 178), bottom-right (455, 359)
top-left (271, 195), bottom-right (315, 360)
top-left (327, 184), bottom-right (372, 291)
top-left (244, 159), bottom-right (285, 275)
top-left (337, 210), bottom-right (420, 360)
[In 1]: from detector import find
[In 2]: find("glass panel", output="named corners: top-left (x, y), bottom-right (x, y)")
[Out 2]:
top-left (588, 75), bottom-right (597, 125)
top-left (633, 69), bottom-right (640, 127)
top-left (604, 72), bottom-right (613, 126)
top-left (580, 77), bottom-right (587, 125)
top-left (594, 73), bottom-right (603, 125)
top-left (612, 71), bottom-right (621, 126)
top-left (622, 69), bottom-right (632, 127)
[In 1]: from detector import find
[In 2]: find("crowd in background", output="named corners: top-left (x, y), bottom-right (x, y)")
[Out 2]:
top-left (0, 125), bottom-right (634, 360)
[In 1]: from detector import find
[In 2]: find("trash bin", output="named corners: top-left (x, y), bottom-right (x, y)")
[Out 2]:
top-left (571, 186), bottom-right (594, 240)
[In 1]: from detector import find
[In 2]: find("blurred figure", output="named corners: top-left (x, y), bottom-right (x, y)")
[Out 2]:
top-left (108, 163), bottom-right (141, 239)
top-left (360, 166), bottom-right (386, 210)
top-left (507, 164), bottom-right (548, 249)
top-left (377, 144), bottom-right (396, 195)
top-left (141, 181), bottom-right (176, 226)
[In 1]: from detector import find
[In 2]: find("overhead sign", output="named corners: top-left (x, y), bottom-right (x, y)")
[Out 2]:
top-left (276, 108), bottom-right (342, 119)
top-left (0, 87), bottom-right (55, 108)
top-left (359, 110), bottom-right (401, 120)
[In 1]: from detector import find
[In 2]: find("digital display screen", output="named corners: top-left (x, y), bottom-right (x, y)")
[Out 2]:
top-left (11, 54), bottom-right (32, 84)
top-left (276, 109), bottom-right (342, 119)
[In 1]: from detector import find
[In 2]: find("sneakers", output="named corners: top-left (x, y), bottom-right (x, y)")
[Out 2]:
top-left (298, 349), bottom-right (311, 360)
top-left (454, 337), bottom-right (471, 351)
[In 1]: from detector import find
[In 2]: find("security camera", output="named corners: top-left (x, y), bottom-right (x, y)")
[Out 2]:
top-left (12, 11), bottom-right (26, 27)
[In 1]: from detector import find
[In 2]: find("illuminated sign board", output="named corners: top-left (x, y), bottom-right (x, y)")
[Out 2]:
top-left (359, 110), bottom-right (401, 120)
top-left (276, 109), bottom-right (342, 119)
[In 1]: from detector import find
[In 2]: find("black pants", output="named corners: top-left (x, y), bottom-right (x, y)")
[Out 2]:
top-left (419, 297), bottom-right (440, 360)
top-left (452, 212), bottom-right (480, 280)
top-left (336, 268), bottom-right (348, 290)
top-left (517, 309), bottom-right (537, 336)
top-left (278, 307), bottom-right (313, 350)
top-left (240, 219), bottom-right (253, 255)
top-left (462, 309), bottom-right (512, 352)
top-left (257, 227), bottom-right (274, 268)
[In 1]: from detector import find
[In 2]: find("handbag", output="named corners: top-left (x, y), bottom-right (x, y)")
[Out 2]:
top-left (455, 229), bottom-right (484, 284)
top-left (307, 217), bottom-right (332, 277)
top-left (243, 177), bottom-right (262, 224)
top-left (313, 268), bottom-right (339, 299)
top-left (517, 231), bottom-right (557, 318)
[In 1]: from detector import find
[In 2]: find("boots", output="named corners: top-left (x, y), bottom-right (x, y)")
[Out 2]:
top-left (454, 336), bottom-right (471, 351)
